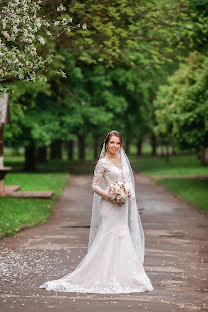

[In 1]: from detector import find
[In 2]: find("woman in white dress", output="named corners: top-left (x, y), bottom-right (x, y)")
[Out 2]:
top-left (39, 130), bottom-right (153, 293)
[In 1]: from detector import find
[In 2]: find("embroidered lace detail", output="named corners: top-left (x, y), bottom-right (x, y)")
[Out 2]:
top-left (91, 158), bottom-right (135, 199)
top-left (91, 159), bottom-right (104, 192)
top-left (39, 276), bottom-right (153, 294)
top-left (91, 159), bottom-right (110, 192)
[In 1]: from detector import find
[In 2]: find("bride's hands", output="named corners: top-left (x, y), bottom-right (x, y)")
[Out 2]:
top-left (104, 192), bottom-right (134, 202)
top-left (117, 197), bottom-right (124, 205)
top-left (105, 193), bottom-right (123, 204)
top-left (106, 193), bottom-right (113, 202)
top-left (128, 190), bottom-right (135, 200)
top-left (129, 194), bottom-right (135, 200)
top-left (104, 192), bottom-right (113, 202)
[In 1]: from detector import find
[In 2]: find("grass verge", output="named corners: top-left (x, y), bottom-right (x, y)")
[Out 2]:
top-left (132, 155), bottom-right (208, 177)
top-left (0, 173), bottom-right (69, 239)
top-left (132, 155), bottom-right (208, 213)
top-left (154, 178), bottom-right (208, 213)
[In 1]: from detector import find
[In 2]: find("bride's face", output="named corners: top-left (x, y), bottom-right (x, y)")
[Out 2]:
top-left (107, 135), bottom-right (121, 156)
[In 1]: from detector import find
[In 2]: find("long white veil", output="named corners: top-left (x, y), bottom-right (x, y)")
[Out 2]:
top-left (88, 143), bottom-right (145, 264)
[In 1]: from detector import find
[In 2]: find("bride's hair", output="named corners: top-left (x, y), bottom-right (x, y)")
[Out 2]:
top-left (104, 130), bottom-right (122, 152)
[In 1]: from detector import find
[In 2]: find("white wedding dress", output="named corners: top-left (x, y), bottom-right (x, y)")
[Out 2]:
top-left (39, 158), bottom-right (153, 294)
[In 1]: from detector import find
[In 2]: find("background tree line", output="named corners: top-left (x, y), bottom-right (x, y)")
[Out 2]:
top-left (1, 0), bottom-right (208, 170)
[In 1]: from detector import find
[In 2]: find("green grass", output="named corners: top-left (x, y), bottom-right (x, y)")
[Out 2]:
top-left (155, 178), bottom-right (208, 213)
top-left (132, 155), bottom-right (208, 213)
top-left (132, 155), bottom-right (208, 177)
top-left (0, 173), bottom-right (69, 238)
top-left (4, 173), bottom-right (69, 192)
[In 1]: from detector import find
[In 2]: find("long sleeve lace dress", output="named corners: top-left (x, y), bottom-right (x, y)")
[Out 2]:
top-left (39, 158), bottom-right (153, 293)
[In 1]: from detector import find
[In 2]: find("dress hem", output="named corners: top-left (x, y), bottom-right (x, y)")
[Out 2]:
top-left (39, 282), bottom-right (153, 294)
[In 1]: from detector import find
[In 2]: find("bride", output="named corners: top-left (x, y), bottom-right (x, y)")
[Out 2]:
top-left (39, 130), bottom-right (153, 293)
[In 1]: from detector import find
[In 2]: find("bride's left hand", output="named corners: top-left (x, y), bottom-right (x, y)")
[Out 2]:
top-left (129, 193), bottom-right (135, 200)
top-left (117, 198), bottom-right (123, 205)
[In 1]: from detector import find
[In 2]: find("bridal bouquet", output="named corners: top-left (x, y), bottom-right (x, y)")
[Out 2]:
top-left (109, 181), bottom-right (131, 205)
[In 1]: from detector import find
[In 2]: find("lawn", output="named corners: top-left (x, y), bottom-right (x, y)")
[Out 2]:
top-left (0, 173), bottom-right (69, 238)
top-left (155, 178), bottom-right (208, 213)
top-left (1, 151), bottom-right (95, 238)
top-left (132, 155), bottom-right (208, 177)
top-left (132, 155), bottom-right (208, 213)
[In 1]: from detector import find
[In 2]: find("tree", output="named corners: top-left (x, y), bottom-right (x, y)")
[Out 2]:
top-left (189, 0), bottom-right (208, 54)
top-left (0, 0), bottom-right (86, 94)
top-left (65, 0), bottom-right (194, 69)
top-left (4, 0), bottom-right (203, 166)
top-left (154, 51), bottom-right (208, 164)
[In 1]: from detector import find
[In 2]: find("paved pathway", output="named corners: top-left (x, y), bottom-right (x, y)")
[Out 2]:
top-left (0, 174), bottom-right (207, 312)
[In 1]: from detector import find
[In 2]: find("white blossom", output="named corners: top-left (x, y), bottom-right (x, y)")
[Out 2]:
top-left (62, 18), bottom-right (68, 26)
top-left (82, 23), bottom-right (87, 30)
top-left (0, 0), bottom-right (87, 93)
top-left (12, 25), bottom-right (18, 34)
top-left (35, 18), bottom-right (42, 28)
top-left (57, 4), bottom-right (66, 11)
top-left (38, 36), bottom-right (45, 45)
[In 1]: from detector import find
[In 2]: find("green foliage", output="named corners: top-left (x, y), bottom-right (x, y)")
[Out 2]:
top-left (4, 50), bottom-right (154, 148)
top-left (189, 0), bottom-right (208, 53)
top-left (66, 0), bottom-right (194, 69)
top-left (4, 0), bottom-right (208, 157)
top-left (4, 79), bottom-right (52, 147)
top-left (154, 51), bottom-right (208, 149)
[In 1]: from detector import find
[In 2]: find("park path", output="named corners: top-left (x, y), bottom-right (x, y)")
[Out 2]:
top-left (0, 173), bottom-right (207, 312)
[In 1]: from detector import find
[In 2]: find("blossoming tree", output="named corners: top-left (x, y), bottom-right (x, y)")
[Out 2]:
top-left (0, 0), bottom-right (87, 94)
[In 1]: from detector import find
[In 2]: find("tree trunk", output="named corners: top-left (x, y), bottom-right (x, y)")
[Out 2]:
top-left (160, 146), bottom-right (165, 157)
top-left (125, 140), bottom-right (130, 155)
top-left (165, 144), bottom-right (170, 162)
top-left (150, 134), bottom-right (157, 156)
top-left (172, 147), bottom-right (177, 156)
top-left (78, 134), bottom-right (86, 160)
top-left (93, 137), bottom-right (99, 160)
top-left (198, 146), bottom-right (208, 166)
top-left (137, 139), bottom-right (143, 156)
top-left (67, 140), bottom-right (74, 160)
top-left (37, 146), bottom-right (47, 162)
top-left (0, 125), bottom-right (4, 168)
top-left (50, 139), bottom-right (62, 160)
top-left (24, 140), bottom-right (36, 171)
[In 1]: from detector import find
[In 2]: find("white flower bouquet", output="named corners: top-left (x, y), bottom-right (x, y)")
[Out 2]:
top-left (109, 181), bottom-right (131, 205)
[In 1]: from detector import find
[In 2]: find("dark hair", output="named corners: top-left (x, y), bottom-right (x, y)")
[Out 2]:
top-left (104, 130), bottom-right (122, 152)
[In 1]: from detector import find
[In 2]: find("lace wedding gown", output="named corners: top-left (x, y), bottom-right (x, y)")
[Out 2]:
top-left (39, 158), bottom-right (153, 294)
